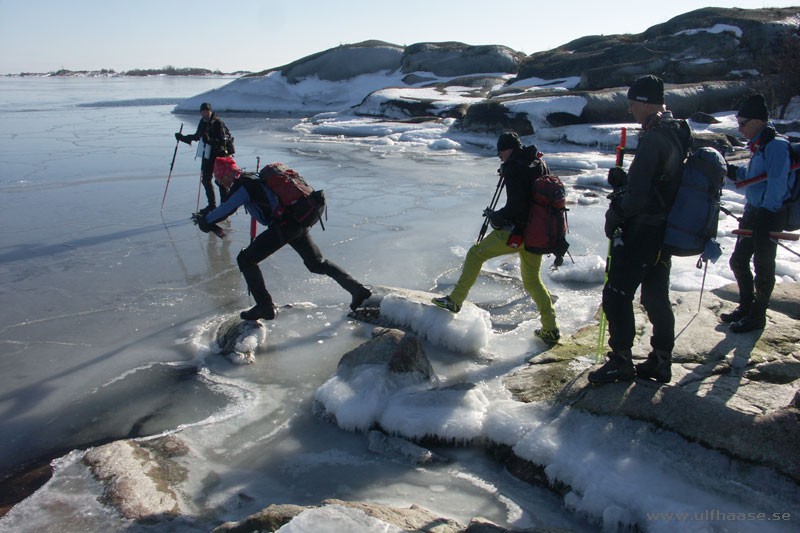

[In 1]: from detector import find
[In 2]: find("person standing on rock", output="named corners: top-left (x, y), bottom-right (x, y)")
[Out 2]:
top-left (175, 102), bottom-right (233, 214)
top-left (588, 75), bottom-right (692, 384)
top-left (194, 156), bottom-right (372, 321)
top-left (431, 132), bottom-right (560, 345)
top-left (722, 94), bottom-right (792, 333)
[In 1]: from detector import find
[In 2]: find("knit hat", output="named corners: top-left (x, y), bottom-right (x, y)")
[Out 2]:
top-left (200, 102), bottom-right (212, 111)
top-left (497, 132), bottom-right (523, 152)
top-left (737, 94), bottom-right (769, 121)
top-left (627, 75), bottom-right (664, 105)
top-left (213, 156), bottom-right (238, 180)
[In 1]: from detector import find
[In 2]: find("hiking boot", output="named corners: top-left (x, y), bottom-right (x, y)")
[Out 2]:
top-left (729, 313), bottom-right (766, 333)
top-left (432, 296), bottom-right (460, 313)
top-left (635, 349), bottom-right (672, 383)
top-left (350, 286), bottom-right (372, 311)
top-left (534, 327), bottom-right (560, 345)
top-left (720, 304), bottom-right (750, 323)
top-left (588, 351), bottom-right (634, 384)
top-left (240, 304), bottom-right (276, 321)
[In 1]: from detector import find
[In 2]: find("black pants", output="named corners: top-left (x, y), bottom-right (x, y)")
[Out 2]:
top-left (603, 226), bottom-right (674, 354)
top-left (200, 157), bottom-right (228, 208)
top-left (237, 221), bottom-right (362, 307)
top-left (729, 209), bottom-right (782, 306)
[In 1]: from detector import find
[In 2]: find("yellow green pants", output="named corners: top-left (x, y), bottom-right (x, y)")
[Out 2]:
top-left (449, 229), bottom-right (558, 330)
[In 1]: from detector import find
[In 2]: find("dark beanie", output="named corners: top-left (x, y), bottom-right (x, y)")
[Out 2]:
top-left (737, 94), bottom-right (769, 121)
top-left (497, 132), bottom-right (523, 151)
top-left (627, 75), bottom-right (664, 105)
top-left (200, 102), bottom-right (212, 111)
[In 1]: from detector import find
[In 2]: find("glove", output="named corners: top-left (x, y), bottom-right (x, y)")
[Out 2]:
top-left (604, 206), bottom-right (625, 239)
top-left (726, 163), bottom-right (739, 182)
top-left (175, 132), bottom-right (184, 142)
top-left (607, 167), bottom-right (628, 190)
top-left (484, 209), bottom-right (509, 230)
top-left (193, 213), bottom-right (212, 233)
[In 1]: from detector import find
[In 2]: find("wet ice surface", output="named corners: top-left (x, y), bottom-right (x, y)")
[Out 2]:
top-left (1, 77), bottom-right (798, 532)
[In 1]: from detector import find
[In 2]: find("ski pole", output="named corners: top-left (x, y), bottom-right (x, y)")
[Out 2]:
top-left (251, 157), bottom-right (260, 244)
top-left (161, 123), bottom-right (183, 211)
top-left (597, 127), bottom-right (627, 361)
top-left (721, 205), bottom-right (800, 258)
top-left (477, 169), bottom-right (505, 243)
top-left (734, 161), bottom-right (800, 189)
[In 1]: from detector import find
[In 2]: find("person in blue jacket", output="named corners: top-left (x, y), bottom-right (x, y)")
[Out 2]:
top-left (195, 157), bottom-right (371, 321)
top-left (723, 94), bottom-right (792, 333)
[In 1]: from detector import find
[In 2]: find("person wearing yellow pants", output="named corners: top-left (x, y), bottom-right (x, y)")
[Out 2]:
top-left (433, 132), bottom-right (560, 345)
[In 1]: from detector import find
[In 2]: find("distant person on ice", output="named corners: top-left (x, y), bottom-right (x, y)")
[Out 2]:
top-left (194, 156), bottom-right (372, 321)
top-left (588, 75), bottom-right (692, 385)
top-left (431, 131), bottom-right (560, 345)
top-left (722, 94), bottom-right (793, 333)
top-left (175, 102), bottom-right (233, 214)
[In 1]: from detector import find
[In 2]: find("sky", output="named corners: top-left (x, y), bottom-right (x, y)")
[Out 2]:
top-left (0, 0), bottom-right (794, 75)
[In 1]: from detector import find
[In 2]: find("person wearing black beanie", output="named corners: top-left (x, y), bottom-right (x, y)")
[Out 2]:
top-left (588, 75), bottom-right (693, 385)
top-left (722, 93), bottom-right (792, 333)
top-left (174, 102), bottom-right (234, 214)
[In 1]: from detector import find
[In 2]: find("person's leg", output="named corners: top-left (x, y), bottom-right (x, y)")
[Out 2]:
top-left (288, 226), bottom-right (371, 309)
top-left (448, 230), bottom-right (514, 307)
top-left (236, 225), bottom-right (288, 318)
top-left (724, 213), bottom-right (756, 322)
top-left (519, 250), bottom-right (557, 331)
top-left (200, 158), bottom-right (217, 210)
top-left (636, 255), bottom-right (674, 383)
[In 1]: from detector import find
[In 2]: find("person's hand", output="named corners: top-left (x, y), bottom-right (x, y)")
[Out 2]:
top-left (192, 213), bottom-right (212, 233)
top-left (484, 209), bottom-right (508, 230)
top-left (607, 167), bottom-right (628, 190)
top-left (604, 206), bottom-right (625, 239)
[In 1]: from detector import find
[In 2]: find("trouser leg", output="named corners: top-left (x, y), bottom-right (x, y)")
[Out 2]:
top-left (519, 250), bottom-right (557, 330)
top-left (603, 229), bottom-right (661, 354)
top-left (729, 220), bottom-right (756, 305)
top-left (237, 225), bottom-right (287, 307)
top-left (201, 157), bottom-right (217, 208)
top-left (289, 226), bottom-right (364, 295)
top-left (640, 254), bottom-right (674, 352)
top-left (449, 230), bottom-right (514, 306)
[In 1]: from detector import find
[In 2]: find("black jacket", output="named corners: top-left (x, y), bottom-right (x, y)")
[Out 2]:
top-left (496, 146), bottom-right (550, 234)
top-left (619, 111), bottom-right (692, 228)
top-left (185, 113), bottom-right (228, 158)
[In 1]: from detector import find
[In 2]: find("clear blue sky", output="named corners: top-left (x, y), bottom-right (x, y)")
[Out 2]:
top-left (0, 0), bottom-right (793, 74)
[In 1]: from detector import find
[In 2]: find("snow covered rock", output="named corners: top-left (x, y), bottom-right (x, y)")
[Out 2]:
top-left (83, 435), bottom-right (189, 520)
top-left (215, 316), bottom-right (267, 364)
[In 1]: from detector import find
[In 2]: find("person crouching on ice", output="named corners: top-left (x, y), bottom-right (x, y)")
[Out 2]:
top-left (431, 132), bottom-right (560, 345)
top-left (195, 156), bottom-right (372, 321)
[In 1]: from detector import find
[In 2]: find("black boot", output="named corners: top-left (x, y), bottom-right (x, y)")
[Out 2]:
top-left (720, 297), bottom-right (752, 323)
top-left (588, 350), bottom-right (634, 384)
top-left (350, 286), bottom-right (372, 311)
top-left (730, 296), bottom-right (767, 333)
top-left (240, 303), bottom-right (276, 321)
top-left (635, 349), bottom-right (672, 383)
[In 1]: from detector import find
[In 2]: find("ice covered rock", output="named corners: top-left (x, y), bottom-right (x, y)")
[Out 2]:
top-left (216, 316), bottom-right (267, 364)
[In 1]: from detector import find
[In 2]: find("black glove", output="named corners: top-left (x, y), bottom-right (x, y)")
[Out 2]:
top-left (604, 206), bottom-right (625, 239)
top-left (484, 209), bottom-right (510, 230)
top-left (607, 167), bottom-right (628, 190)
top-left (193, 213), bottom-right (213, 233)
top-left (726, 163), bottom-right (739, 182)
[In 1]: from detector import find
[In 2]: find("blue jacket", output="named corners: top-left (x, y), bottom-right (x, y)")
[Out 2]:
top-left (204, 175), bottom-right (279, 226)
top-left (735, 126), bottom-right (792, 212)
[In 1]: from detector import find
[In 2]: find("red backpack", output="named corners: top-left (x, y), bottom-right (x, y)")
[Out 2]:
top-left (524, 173), bottom-right (569, 259)
top-left (258, 163), bottom-right (326, 228)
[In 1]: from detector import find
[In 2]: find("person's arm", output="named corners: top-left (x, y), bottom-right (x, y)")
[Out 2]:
top-left (760, 141), bottom-right (791, 212)
top-left (205, 186), bottom-right (249, 224)
top-left (619, 132), bottom-right (663, 217)
top-left (182, 119), bottom-right (206, 143)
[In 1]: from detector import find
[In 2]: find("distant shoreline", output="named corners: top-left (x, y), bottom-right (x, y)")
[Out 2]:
top-left (3, 67), bottom-right (250, 78)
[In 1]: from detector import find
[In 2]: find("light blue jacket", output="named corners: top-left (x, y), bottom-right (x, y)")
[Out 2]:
top-left (735, 126), bottom-right (792, 212)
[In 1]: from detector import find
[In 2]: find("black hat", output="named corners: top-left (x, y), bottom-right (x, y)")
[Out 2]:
top-left (737, 94), bottom-right (769, 121)
top-left (497, 132), bottom-right (523, 152)
top-left (627, 75), bottom-right (664, 105)
top-left (200, 102), bottom-right (212, 111)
